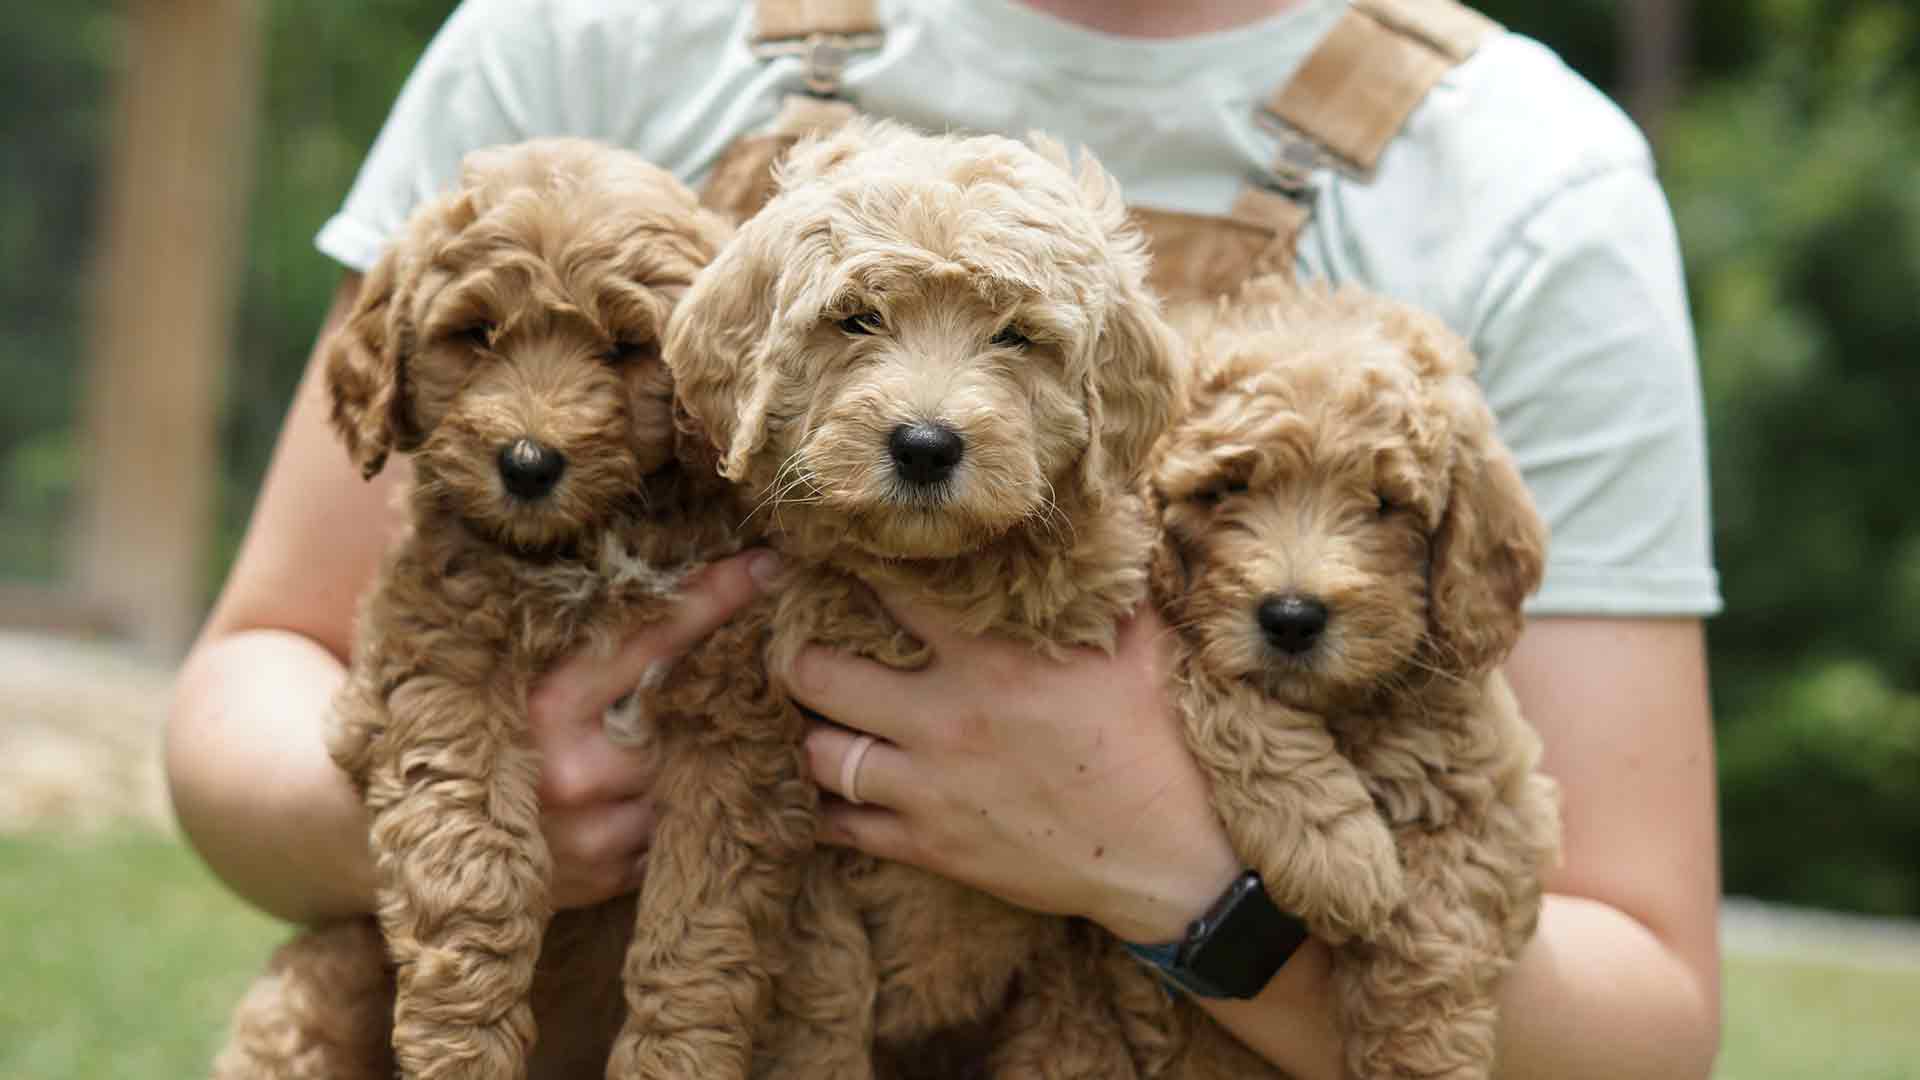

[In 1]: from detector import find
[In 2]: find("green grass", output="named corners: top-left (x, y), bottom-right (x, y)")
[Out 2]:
top-left (0, 830), bottom-right (287, 1079)
top-left (1719, 953), bottom-right (1920, 1080)
top-left (2, 829), bottom-right (1918, 1079)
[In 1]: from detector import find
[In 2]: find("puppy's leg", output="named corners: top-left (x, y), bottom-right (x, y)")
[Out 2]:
top-left (1157, 1010), bottom-right (1285, 1080)
top-left (985, 927), bottom-right (1143, 1080)
top-left (1183, 678), bottom-right (1403, 944)
top-left (754, 860), bottom-right (877, 1078)
top-left (1332, 832), bottom-right (1505, 1080)
top-left (1101, 943), bottom-right (1190, 1079)
top-left (610, 611), bottom-right (821, 1080)
top-left (365, 676), bottom-right (551, 1080)
top-left (856, 848), bottom-right (1039, 1046)
top-left (211, 918), bottom-right (394, 1080)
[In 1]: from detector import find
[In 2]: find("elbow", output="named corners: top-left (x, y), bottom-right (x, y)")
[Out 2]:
top-left (1638, 900), bottom-right (1725, 1080)
top-left (162, 641), bottom-right (244, 903)
top-left (1678, 950), bottom-right (1724, 1080)
top-left (161, 629), bottom-right (363, 926)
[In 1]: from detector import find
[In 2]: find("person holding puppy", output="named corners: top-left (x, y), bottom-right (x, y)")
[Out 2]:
top-left (168, 1), bottom-right (1723, 1077)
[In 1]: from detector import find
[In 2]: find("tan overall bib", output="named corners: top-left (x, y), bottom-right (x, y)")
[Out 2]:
top-left (700, 0), bottom-right (1502, 303)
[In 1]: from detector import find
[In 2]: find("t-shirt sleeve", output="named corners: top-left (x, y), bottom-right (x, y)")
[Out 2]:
top-left (316, 0), bottom-right (668, 272)
top-left (316, 1), bottom-right (554, 271)
top-left (1468, 163), bottom-right (1722, 617)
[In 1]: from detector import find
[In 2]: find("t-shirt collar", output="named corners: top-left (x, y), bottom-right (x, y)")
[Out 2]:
top-left (920, 0), bottom-right (1346, 86)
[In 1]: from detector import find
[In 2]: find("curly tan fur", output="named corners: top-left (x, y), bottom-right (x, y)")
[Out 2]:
top-left (1142, 279), bottom-right (1562, 1080)
top-left (210, 138), bottom-right (740, 1080)
top-left (612, 118), bottom-right (1187, 1079)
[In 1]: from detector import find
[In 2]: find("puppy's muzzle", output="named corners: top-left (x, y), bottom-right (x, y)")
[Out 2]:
top-left (1257, 593), bottom-right (1328, 656)
top-left (498, 437), bottom-right (567, 500)
top-left (888, 422), bottom-right (964, 488)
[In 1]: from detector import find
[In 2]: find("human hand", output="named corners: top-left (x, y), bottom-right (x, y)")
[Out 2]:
top-left (785, 590), bottom-right (1241, 945)
top-left (527, 547), bottom-right (780, 908)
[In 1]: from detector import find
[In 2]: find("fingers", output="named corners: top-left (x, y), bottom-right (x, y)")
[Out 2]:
top-left (588, 548), bottom-right (783, 711)
top-left (816, 802), bottom-right (917, 864)
top-left (544, 795), bottom-right (657, 908)
top-left (533, 548), bottom-right (781, 728)
top-left (806, 724), bottom-right (913, 810)
top-left (538, 722), bottom-right (657, 805)
top-left (784, 644), bottom-right (935, 745)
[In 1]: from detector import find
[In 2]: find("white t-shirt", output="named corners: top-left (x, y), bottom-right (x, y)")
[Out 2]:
top-left (317, 0), bottom-right (1722, 617)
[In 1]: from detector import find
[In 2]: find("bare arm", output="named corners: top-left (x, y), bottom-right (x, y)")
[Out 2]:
top-left (166, 273), bottom-right (399, 923)
top-left (167, 272), bottom-right (774, 925)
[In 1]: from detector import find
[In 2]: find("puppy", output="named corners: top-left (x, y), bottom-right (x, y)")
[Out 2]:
top-left (1144, 280), bottom-right (1562, 1079)
top-left (210, 138), bottom-right (738, 1080)
top-left (609, 118), bottom-right (1185, 1079)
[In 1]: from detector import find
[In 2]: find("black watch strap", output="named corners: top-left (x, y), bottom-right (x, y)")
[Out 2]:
top-left (1122, 871), bottom-right (1310, 999)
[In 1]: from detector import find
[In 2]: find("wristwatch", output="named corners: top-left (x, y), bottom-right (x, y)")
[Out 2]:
top-left (1122, 870), bottom-right (1311, 999)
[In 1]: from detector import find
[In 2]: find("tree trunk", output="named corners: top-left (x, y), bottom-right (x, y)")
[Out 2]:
top-left (1621, 0), bottom-right (1690, 146)
top-left (74, 0), bottom-right (262, 657)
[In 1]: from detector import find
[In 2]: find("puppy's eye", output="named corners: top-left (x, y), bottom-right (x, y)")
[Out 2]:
top-left (838, 311), bottom-right (885, 336)
top-left (603, 339), bottom-right (659, 366)
top-left (1376, 493), bottom-right (1397, 518)
top-left (990, 325), bottom-right (1032, 350)
top-left (1191, 480), bottom-right (1249, 506)
top-left (455, 323), bottom-right (495, 349)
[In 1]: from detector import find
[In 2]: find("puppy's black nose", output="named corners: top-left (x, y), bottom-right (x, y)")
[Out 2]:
top-left (1257, 594), bottom-right (1329, 655)
top-left (888, 423), bottom-right (964, 487)
top-left (498, 438), bottom-right (566, 500)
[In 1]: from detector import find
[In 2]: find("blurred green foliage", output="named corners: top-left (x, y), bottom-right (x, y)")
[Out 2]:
top-left (0, 6), bottom-right (116, 576)
top-left (1655, 0), bottom-right (1920, 916)
top-left (1, 0), bottom-right (1915, 916)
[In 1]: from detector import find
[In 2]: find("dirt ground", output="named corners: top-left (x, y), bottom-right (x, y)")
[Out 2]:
top-left (0, 630), bottom-right (174, 833)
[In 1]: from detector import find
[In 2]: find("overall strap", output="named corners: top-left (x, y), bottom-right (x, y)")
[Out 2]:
top-left (701, 0), bottom-right (882, 220)
top-left (1148, 0), bottom-right (1500, 302)
top-left (749, 0), bottom-right (883, 98)
top-left (714, 0), bottom-right (1501, 303)
top-left (1257, 0), bottom-right (1499, 187)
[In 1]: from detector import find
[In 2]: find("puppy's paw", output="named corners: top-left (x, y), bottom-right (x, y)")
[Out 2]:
top-left (1319, 812), bottom-right (1405, 943)
top-left (1265, 811), bottom-right (1404, 946)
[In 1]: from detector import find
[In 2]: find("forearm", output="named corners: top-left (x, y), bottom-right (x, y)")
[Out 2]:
top-left (1192, 893), bottom-right (1720, 1079)
top-left (165, 627), bottom-right (377, 924)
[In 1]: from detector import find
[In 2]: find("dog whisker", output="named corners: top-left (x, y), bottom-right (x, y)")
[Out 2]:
top-left (740, 451), bottom-right (825, 531)
top-left (1025, 474), bottom-right (1078, 549)
top-left (1400, 652), bottom-right (1473, 692)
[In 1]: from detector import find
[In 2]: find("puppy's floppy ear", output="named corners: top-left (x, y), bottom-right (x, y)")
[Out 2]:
top-left (324, 249), bottom-right (410, 480)
top-left (674, 123), bottom-right (877, 483)
top-left (663, 235), bottom-right (781, 482)
top-left (1056, 142), bottom-right (1188, 496)
top-left (1425, 373), bottom-right (1548, 676)
top-left (325, 185), bottom-right (485, 479)
top-left (1084, 297), bottom-right (1185, 496)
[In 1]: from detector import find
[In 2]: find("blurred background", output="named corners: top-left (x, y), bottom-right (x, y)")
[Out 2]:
top-left (1, 1), bottom-right (1916, 1076)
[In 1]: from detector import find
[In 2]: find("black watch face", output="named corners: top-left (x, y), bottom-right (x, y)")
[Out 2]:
top-left (1185, 877), bottom-right (1310, 997)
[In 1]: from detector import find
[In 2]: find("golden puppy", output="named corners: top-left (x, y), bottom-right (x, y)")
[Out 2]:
top-left (1143, 280), bottom-right (1562, 1080)
top-left (211, 137), bottom-right (739, 1080)
top-left (611, 118), bottom-right (1185, 1079)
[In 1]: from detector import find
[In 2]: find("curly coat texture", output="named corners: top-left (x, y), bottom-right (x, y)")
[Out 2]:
top-left (1138, 279), bottom-right (1562, 1080)
top-left (209, 138), bottom-right (741, 1080)
top-left (608, 117), bottom-right (1188, 1079)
